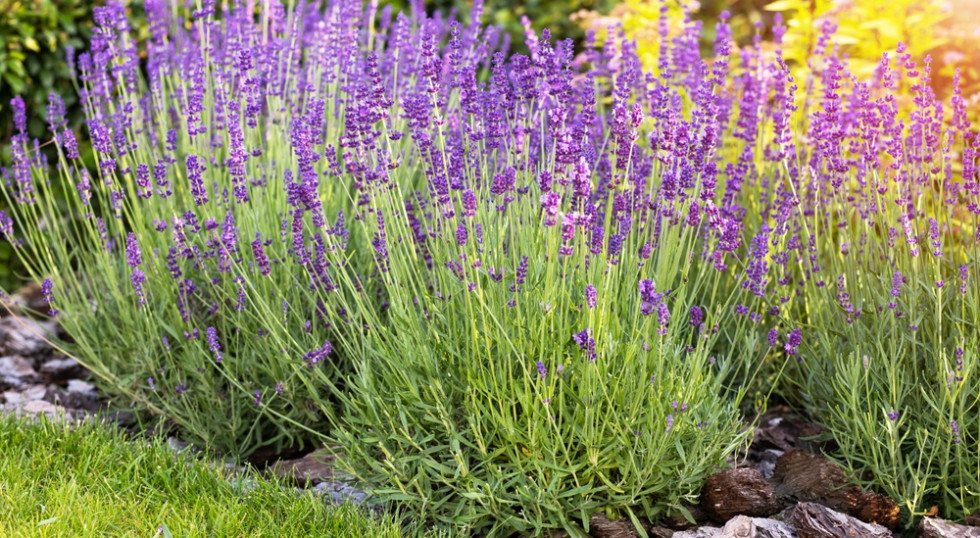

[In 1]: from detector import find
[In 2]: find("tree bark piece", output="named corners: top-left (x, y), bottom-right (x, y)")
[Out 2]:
top-left (772, 449), bottom-right (900, 528)
top-left (702, 468), bottom-right (782, 523)
top-left (588, 513), bottom-right (642, 538)
top-left (790, 502), bottom-right (891, 538)
top-left (919, 517), bottom-right (980, 538)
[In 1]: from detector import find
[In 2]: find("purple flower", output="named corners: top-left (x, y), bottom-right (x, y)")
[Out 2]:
top-left (187, 155), bottom-right (208, 206)
top-left (253, 390), bottom-right (262, 406)
top-left (887, 411), bottom-right (900, 421)
top-left (536, 361), bottom-right (547, 380)
top-left (130, 269), bottom-right (146, 307)
top-left (275, 382), bottom-right (284, 395)
top-left (207, 326), bottom-right (223, 362)
top-left (126, 232), bottom-right (142, 267)
top-left (657, 303), bottom-right (670, 335)
top-left (252, 234), bottom-right (271, 276)
top-left (785, 328), bottom-right (802, 356)
top-left (456, 221), bottom-right (467, 246)
top-left (304, 340), bottom-right (333, 367)
top-left (0, 211), bottom-right (12, 242)
top-left (951, 420), bottom-right (961, 444)
top-left (890, 271), bottom-right (903, 298)
top-left (147, 377), bottom-right (156, 391)
top-left (689, 305), bottom-right (703, 327)
top-left (41, 278), bottom-right (58, 316)
top-left (768, 328), bottom-right (778, 347)
top-left (666, 414), bottom-right (674, 433)
top-left (585, 284), bottom-right (597, 309)
top-left (462, 189), bottom-right (477, 218)
top-left (572, 328), bottom-right (597, 362)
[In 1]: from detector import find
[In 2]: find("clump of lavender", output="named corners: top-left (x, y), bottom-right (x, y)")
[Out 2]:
top-left (2, 0), bottom-right (974, 532)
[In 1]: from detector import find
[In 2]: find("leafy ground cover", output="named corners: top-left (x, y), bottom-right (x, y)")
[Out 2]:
top-left (0, 414), bottom-right (407, 537)
top-left (0, 0), bottom-right (977, 535)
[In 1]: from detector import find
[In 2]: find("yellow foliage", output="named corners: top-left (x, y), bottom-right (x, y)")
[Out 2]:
top-left (764, 0), bottom-right (950, 79)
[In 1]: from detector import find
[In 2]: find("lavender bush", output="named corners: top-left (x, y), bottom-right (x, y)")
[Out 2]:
top-left (1, 0), bottom-right (978, 534)
top-left (742, 23), bottom-right (980, 521)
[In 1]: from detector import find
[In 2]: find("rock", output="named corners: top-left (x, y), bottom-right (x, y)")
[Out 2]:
top-left (717, 516), bottom-right (755, 538)
top-left (0, 355), bottom-right (39, 388)
top-left (708, 516), bottom-right (797, 538)
top-left (790, 502), bottom-right (891, 538)
top-left (649, 527), bottom-right (675, 538)
top-left (919, 517), bottom-right (980, 538)
top-left (751, 518), bottom-right (797, 538)
top-left (268, 448), bottom-right (336, 486)
top-left (706, 516), bottom-right (798, 538)
top-left (167, 436), bottom-right (199, 453)
top-left (702, 468), bottom-right (781, 523)
top-left (40, 357), bottom-right (85, 382)
top-left (3, 383), bottom-right (48, 405)
top-left (9, 399), bottom-right (70, 419)
top-left (751, 450), bottom-right (782, 480)
top-left (966, 514), bottom-right (980, 527)
top-left (589, 513), bottom-right (642, 538)
top-left (311, 478), bottom-right (372, 507)
top-left (772, 449), bottom-right (900, 528)
top-left (66, 379), bottom-right (97, 397)
top-left (0, 317), bottom-right (56, 356)
top-left (673, 526), bottom-right (721, 538)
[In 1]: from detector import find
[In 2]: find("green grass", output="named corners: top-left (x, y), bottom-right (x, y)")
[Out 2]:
top-left (0, 415), bottom-right (408, 537)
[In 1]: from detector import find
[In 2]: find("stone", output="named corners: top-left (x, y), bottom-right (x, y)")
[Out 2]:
top-left (790, 502), bottom-right (891, 538)
top-left (0, 317), bottom-right (56, 356)
top-left (588, 512), bottom-right (642, 538)
top-left (40, 358), bottom-right (85, 382)
top-left (751, 450), bottom-right (782, 480)
top-left (66, 379), bottom-right (97, 397)
top-left (3, 383), bottom-right (48, 405)
top-left (772, 449), bottom-right (900, 528)
top-left (12, 399), bottom-right (70, 419)
top-left (751, 517), bottom-right (797, 538)
top-left (919, 517), bottom-right (980, 538)
top-left (672, 526), bottom-right (721, 538)
top-left (0, 355), bottom-right (39, 388)
top-left (311, 479), bottom-right (372, 507)
top-left (702, 468), bottom-right (781, 523)
top-left (712, 516), bottom-right (797, 538)
top-left (269, 448), bottom-right (336, 486)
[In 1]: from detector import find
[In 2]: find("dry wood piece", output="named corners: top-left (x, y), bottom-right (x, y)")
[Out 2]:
top-left (772, 449), bottom-right (900, 528)
top-left (588, 512), bottom-right (642, 538)
top-left (702, 468), bottom-right (782, 523)
top-left (920, 517), bottom-right (980, 538)
top-left (665, 504), bottom-right (711, 529)
top-left (791, 502), bottom-right (891, 538)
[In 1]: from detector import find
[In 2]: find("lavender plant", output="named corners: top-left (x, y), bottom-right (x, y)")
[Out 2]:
top-left (737, 21), bottom-right (980, 523)
top-left (0, 0), bottom-right (782, 533)
top-left (320, 13), bottom-right (781, 538)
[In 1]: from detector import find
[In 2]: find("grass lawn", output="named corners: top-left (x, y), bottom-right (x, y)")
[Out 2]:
top-left (0, 415), bottom-right (409, 537)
